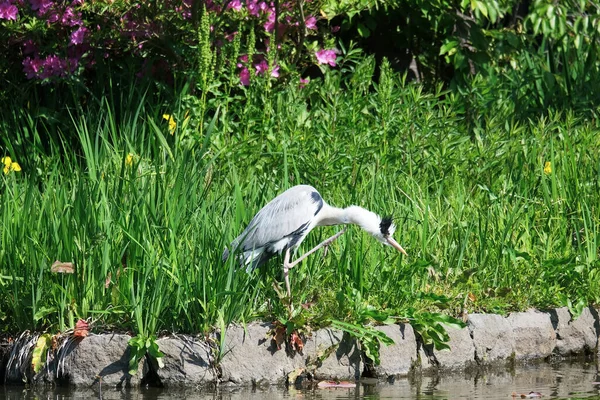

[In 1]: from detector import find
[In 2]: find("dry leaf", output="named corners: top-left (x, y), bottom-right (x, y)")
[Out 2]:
top-left (290, 331), bottom-right (304, 352)
top-left (105, 272), bottom-right (112, 289)
top-left (51, 334), bottom-right (59, 351)
top-left (73, 319), bottom-right (89, 338)
top-left (272, 325), bottom-right (286, 350)
top-left (51, 260), bottom-right (74, 274)
top-left (468, 292), bottom-right (477, 302)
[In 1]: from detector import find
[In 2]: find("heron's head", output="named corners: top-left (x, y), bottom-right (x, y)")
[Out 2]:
top-left (344, 206), bottom-right (408, 256)
top-left (376, 216), bottom-right (408, 256)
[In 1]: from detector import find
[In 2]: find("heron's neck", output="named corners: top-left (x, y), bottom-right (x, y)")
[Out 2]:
top-left (318, 204), bottom-right (381, 236)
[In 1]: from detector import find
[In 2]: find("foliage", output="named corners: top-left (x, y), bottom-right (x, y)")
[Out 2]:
top-left (1, 54), bottom-right (599, 354)
top-left (128, 334), bottom-right (164, 375)
top-left (321, 0), bottom-right (600, 117)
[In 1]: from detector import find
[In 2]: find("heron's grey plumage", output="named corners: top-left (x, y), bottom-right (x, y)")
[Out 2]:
top-left (223, 185), bottom-right (324, 271)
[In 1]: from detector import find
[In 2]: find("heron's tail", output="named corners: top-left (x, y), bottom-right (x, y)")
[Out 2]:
top-left (222, 245), bottom-right (273, 272)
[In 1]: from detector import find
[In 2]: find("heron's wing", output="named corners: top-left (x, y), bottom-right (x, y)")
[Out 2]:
top-left (234, 185), bottom-right (323, 253)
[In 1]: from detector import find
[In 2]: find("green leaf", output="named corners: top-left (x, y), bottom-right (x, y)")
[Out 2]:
top-left (33, 306), bottom-right (56, 323)
top-left (357, 23), bottom-right (371, 38)
top-left (440, 40), bottom-right (459, 56)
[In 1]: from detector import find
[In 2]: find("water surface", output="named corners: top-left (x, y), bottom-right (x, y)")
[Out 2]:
top-left (2, 360), bottom-right (600, 399)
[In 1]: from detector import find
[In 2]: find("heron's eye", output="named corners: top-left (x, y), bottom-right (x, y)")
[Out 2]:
top-left (379, 216), bottom-right (393, 236)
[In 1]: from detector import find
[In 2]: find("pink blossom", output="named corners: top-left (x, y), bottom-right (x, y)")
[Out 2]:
top-left (271, 65), bottom-right (280, 78)
top-left (30, 0), bottom-right (52, 15)
top-left (239, 67), bottom-right (250, 86)
top-left (247, 0), bottom-right (260, 16)
top-left (46, 11), bottom-right (58, 23)
top-left (0, 1), bottom-right (18, 20)
top-left (254, 60), bottom-right (280, 78)
top-left (70, 26), bottom-right (87, 45)
top-left (264, 11), bottom-right (275, 32)
top-left (66, 57), bottom-right (79, 73)
top-left (61, 7), bottom-right (82, 26)
top-left (305, 16), bottom-right (317, 30)
top-left (40, 54), bottom-right (67, 79)
top-left (299, 77), bottom-right (309, 88)
top-left (331, 25), bottom-right (340, 33)
top-left (315, 48), bottom-right (339, 67)
top-left (22, 57), bottom-right (43, 79)
top-left (227, 0), bottom-right (242, 11)
top-left (255, 60), bottom-right (269, 75)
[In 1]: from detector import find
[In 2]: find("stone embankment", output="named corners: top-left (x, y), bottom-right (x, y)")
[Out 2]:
top-left (1, 308), bottom-right (598, 388)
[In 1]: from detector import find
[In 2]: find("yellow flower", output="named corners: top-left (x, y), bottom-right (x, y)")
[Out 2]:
top-left (544, 161), bottom-right (552, 175)
top-left (125, 153), bottom-right (135, 167)
top-left (163, 114), bottom-right (176, 135)
top-left (2, 156), bottom-right (21, 175)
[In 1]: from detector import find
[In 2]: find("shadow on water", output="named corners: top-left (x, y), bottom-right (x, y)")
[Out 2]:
top-left (2, 359), bottom-right (600, 399)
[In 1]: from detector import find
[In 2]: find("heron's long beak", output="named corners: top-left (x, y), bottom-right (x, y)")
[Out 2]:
top-left (387, 237), bottom-right (408, 257)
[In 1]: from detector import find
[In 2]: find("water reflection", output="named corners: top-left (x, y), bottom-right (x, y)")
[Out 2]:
top-left (2, 360), bottom-right (599, 399)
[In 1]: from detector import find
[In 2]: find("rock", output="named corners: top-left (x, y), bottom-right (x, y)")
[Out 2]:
top-left (155, 336), bottom-right (216, 387)
top-left (420, 324), bottom-right (475, 370)
top-left (304, 328), bottom-right (362, 380)
top-left (438, 324), bottom-right (476, 369)
top-left (217, 323), bottom-right (303, 385)
top-left (507, 310), bottom-right (556, 360)
top-left (468, 313), bottom-right (515, 364)
top-left (549, 307), bottom-right (599, 356)
top-left (371, 323), bottom-right (417, 377)
top-left (56, 334), bottom-right (141, 387)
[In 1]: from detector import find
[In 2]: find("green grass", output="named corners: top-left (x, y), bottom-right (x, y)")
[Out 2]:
top-left (1, 56), bottom-right (599, 341)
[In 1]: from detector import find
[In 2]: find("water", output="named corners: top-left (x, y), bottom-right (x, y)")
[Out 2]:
top-left (2, 360), bottom-right (600, 399)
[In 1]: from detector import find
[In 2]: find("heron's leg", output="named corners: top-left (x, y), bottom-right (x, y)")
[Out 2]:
top-left (283, 248), bottom-right (292, 298)
top-left (286, 227), bottom-right (347, 270)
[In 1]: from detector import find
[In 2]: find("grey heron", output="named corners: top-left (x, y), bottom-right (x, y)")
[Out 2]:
top-left (223, 185), bottom-right (408, 297)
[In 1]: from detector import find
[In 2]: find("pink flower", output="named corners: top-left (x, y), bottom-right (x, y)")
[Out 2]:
top-left (305, 16), bottom-right (317, 30)
top-left (239, 67), bottom-right (250, 86)
top-left (0, 1), bottom-right (18, 20)
top-left (331, 25), bottom-right (340, 33)
top-left (61, 7), bottom-right (82, 26)
top-left (30, 0), bottom-right (52, 15)
top-left (254, 60), bottom-right (280, 78)
top-left (247, 0), bottom-right (260, 16)
top-left (299, 77), bottom-right (309, 88)
top-left (22, 56), bottom-right (43, 79)
top-left (46, 11), bottom-right (58, 23)
top-left (254, 60), bottom-right (268, 75)
top-left (40, 54), bottom-right (67, 79)
top-left (227, 0), bottom-right (242, 11)
top-left (264, 11), bottom-right (275, 32)
top-left (271, 65), bottom-right (279, 78)
top-left (70, 26), bottom-right (87, 45)
top-left (315, 48), bottom-right (339, 67)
